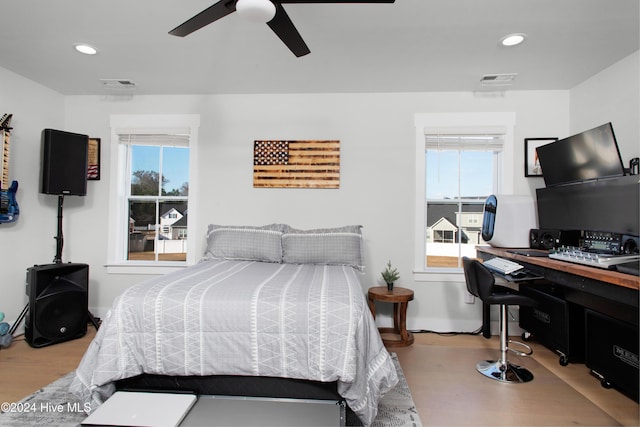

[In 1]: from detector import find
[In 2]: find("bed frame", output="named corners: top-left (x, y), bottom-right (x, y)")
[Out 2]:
top-left (115, 374), bottom-right (363, 426)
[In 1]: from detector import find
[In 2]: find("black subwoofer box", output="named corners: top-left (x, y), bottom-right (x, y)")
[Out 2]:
top-left (25, 263), bottom-right (89, 348)
top-left (519, 284), bottom-right (585, 364)
top-left (585, 309), bottom-right (639, 401)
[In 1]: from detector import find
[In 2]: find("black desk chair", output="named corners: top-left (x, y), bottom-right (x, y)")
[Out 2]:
top-left (462, 256), bottom-right (537, 383)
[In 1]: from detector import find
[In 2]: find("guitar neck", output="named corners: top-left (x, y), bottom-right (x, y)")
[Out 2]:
top-left (1, 128), bottom-right (9, 191)
top-left (0, 114), bottom-right (13, 192)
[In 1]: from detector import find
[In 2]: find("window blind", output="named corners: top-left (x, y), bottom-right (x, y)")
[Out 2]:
top-left (425, 133), bottom-right (504, 151)
top-left (118, 133), bottom-right (190, 147)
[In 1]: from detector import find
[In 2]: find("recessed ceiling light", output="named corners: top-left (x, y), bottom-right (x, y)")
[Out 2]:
top-left (500, 33), bottom-right (527, 47)
top-left (74, 44), bottom-right (97, 55)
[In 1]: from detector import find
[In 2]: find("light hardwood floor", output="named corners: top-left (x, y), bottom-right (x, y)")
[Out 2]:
top-left (394, 332), bottom-right (639, 426)
top-left (1, 328), bottom-right (638, 426)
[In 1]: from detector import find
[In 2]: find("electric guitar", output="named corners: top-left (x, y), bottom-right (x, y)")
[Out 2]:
top-left (0, 114), bottom-right (19, 223)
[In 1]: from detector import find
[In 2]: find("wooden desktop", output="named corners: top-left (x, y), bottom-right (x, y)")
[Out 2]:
top-left (476, 245), bottom-right (639, 290)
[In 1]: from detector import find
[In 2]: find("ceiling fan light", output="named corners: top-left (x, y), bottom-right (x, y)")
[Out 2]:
top-left (236, 0), bottom-right (276, 23)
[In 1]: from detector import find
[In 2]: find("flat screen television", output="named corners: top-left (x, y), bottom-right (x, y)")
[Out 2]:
top-left (537, 122), bottom-right (625, 187)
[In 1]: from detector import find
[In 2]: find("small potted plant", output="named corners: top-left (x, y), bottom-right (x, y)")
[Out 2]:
top-left (381, 260), bottom-right (400, 291)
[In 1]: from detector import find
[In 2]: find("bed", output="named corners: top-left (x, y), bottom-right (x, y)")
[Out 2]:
top-left (70, 224), bottom-right (399, 426)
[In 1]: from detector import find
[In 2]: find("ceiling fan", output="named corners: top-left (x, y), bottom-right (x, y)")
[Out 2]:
top-left (169, 0), bottom-right (396, 57)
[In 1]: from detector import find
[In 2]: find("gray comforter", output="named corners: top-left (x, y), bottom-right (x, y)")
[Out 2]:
top-left (71, 260), bottom-right (398, 426)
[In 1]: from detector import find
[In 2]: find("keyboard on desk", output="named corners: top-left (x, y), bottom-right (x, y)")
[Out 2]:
top-left (482, 257), bottom-right (525, 275)
top-left (549, 247), bottom-right (640, 270)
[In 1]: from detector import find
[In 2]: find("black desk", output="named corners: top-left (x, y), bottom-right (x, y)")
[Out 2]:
top-left (476, 246), bottom-right (639, 328)
top-left (476, 245), bottom-right (639, 401)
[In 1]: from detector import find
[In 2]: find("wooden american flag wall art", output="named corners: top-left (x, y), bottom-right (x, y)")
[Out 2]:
top-left (253, 140), bottom-right (340, 188)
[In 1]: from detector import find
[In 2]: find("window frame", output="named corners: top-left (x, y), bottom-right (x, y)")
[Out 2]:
top-left (413, 112), bottom-right (516, 282)
top-left (106, 114), bottom-right (200, 275)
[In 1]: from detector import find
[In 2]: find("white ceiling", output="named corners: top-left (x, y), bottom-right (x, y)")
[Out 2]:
top-left (0, 0), bottom-right (638, 96)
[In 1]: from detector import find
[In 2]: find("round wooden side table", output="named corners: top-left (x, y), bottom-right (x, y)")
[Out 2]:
top-left (367, 286), bottom-right (414, 347)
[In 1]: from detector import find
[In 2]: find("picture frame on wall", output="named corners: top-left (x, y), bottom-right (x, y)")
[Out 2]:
top-left (88, 137), bottom-right (100, 180)
top-left (525, 137), bottom-right (557, 177)
top-left (253, 140), bottom-right (340, 188)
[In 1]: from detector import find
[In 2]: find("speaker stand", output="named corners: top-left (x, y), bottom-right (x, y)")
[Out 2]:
top-left (88, 311), bottom-right (101, 330)
top-left (53, 195), bottom-right (64, 264)
top-left (9, 303), bottom-right (28, 336)
top-left (42, 194), bottom-right (100, 336)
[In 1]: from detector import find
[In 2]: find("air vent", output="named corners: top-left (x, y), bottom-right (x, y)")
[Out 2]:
top-left (100, 79), bottom-right (137, 90)
top-left (480, 73), bottom-right (517, 87)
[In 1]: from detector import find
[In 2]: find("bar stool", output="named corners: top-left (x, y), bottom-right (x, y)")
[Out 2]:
top-left (462, 256), bottom-right (537, 383)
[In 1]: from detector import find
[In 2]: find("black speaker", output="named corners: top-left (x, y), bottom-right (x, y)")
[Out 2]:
top-left (621, 234), bottom-right (639, 255)
top-left (585, 309), bottom-right (639, 401)
top-left (25, 263), bottom-right (89, 348)
top-left (519, 284), bottom-right (584, 365)
top-left (529, 228), bottom-right (581, 249)
top-left (40, 129), bottom-right (88, 196)
top-left (529, 228), bottom-right (557, 249)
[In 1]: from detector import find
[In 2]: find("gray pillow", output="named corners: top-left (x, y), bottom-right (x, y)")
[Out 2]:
top-left (204, 224), bottom-right (286, 263)
top-left (282, 225), bottom-right (364, 271)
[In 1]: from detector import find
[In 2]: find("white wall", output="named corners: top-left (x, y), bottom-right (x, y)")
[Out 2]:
top-left (0, 66), bottom-right (66, 327)
top-left (0, 49), bottom-right (637, 333)
top-left (61, 90), bottom-right (570, 332)
top-left (570, 50), bottom-right (640, 164)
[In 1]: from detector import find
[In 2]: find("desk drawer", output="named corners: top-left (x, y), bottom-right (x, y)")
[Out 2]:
top-left (585, 309), bottom-right (639, 402)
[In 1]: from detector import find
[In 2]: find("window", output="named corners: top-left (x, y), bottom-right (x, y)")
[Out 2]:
top-left (107, 115), bottom-right (200, 274)
top-left (425, 134), bottom-right (502, 269)
top-left (125, 137), bottom-right (189, 262)
top-left (413, 113), bottom-right (515, 280)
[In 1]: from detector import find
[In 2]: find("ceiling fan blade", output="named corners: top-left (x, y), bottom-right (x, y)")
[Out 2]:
top-left (267, 3), bottom-right (310, 57)
top-left (169, 0), bottom-right (237, 37)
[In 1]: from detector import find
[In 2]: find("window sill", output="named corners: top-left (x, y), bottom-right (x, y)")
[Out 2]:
top-left (106, 262), bottom-right (189, 275)
top-left (413, 269), bottom-right (465, 282)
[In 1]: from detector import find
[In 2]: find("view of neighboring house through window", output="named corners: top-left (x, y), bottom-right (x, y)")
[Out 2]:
top-left (124, 135), bottom-right (190, 262)
top-left (424, 133), bottom-right (503, 268)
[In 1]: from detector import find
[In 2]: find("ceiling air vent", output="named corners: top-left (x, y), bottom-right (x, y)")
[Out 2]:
top-left (480, 73), bottom-right (517, 87)
top-left (100, 79), bottom-right (137, 90)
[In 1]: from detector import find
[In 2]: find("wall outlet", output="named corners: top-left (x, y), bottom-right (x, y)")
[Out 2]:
top-left (464, 292), bottom-right (475, 304)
